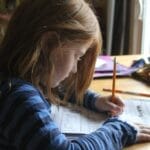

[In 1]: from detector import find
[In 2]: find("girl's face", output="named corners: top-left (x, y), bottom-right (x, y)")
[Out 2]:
top-left (50, 41), bottom-right (92, 88)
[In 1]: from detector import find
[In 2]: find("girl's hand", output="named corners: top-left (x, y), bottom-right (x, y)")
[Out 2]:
top-left (129, 123), bottom-right (150, 143)
top-left (94, 95), bottom-right (124, 116)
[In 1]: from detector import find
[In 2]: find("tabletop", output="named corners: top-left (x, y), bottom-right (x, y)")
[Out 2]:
top-left (90, 55), bottom-right (150, 150)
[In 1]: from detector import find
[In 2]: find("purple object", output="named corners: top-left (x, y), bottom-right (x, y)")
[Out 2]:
top-left (94, 56), bottom-right (137, 78)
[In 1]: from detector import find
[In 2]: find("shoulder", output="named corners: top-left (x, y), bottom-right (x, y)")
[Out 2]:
top-left (0, 77), bottom-right (40, 100)
top-left (0, 77), bottom-right (51, 128)
top-left (11, 77), bottom-right (40, 95)
top-left (0, 77), bottom-right (51, 114)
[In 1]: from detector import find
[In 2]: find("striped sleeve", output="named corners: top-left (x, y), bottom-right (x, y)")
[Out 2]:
top-left (67, 89), bottom-right (99, 111)
top-left (0, 79), bottom-right (137, 150)
top-left (83, 89), bottom-right (100, 111)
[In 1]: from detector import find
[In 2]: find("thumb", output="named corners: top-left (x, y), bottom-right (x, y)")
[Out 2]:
top-left (106, 101), bottom-right (122, 112)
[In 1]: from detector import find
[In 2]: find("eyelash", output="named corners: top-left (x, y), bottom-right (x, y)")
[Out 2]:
top-left (77, 57), bottom-right (82, 61)
top-left (75, 53), bottom-right (83, 62)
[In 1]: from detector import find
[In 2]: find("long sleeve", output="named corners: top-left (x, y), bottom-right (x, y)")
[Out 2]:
top-left (57, 85), bottom-right (99, 111)
top-left (82, 89), bottom-right (99, 111)
top-left (0, 78), bottom-right (137, 150)
top-left (67, 89), bottom-right (99, 111)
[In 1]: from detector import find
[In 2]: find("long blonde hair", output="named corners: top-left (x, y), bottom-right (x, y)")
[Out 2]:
top-left (0, 0), bottom-right (102, 105)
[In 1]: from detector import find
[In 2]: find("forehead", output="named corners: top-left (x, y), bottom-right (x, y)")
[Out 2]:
top-left (62, 39), bottom-right (93, 54)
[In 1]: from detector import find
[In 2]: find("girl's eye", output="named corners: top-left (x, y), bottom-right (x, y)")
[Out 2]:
top-left (75, 54), bottom-right (82, 62)
top-left (77, 57), bottom-right (82, 61)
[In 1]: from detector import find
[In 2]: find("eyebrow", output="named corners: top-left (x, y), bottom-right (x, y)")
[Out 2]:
top-left (76, 51), bottom-right (85, 57)
top-left (79, 51), bottom-right (85, 55)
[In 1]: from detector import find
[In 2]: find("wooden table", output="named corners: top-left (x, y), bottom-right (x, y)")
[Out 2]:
top-left (90, 55), bottom-right (150, 150)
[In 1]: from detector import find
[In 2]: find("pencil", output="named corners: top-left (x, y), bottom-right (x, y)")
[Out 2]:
top-left (112, 57), bottom-right (116, 102)
top-left (103, 88), bottom-right (150, 97)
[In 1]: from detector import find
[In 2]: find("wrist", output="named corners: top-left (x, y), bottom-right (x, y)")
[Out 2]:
top-left (94, 95), bottom-right (102, 112)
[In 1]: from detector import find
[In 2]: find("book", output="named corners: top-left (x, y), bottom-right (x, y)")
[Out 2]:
top-left (51, 98), bottom-right (150, 136)
top-left (94, 56), bottom-right (136, 78)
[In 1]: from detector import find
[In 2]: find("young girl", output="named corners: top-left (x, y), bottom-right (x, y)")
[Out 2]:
top-left (0, 0), bottom-right (150, 149)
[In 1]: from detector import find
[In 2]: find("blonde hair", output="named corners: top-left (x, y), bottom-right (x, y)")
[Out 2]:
top-left (0, 0), bottom-right (102, 105)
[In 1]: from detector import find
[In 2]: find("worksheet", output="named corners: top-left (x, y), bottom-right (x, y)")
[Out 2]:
top-left (51, 98), bottom-right (150, 135)
top-left (119, 98), bottom-right (150, 125)
top-left (51, 104), bottom-right (108, 134)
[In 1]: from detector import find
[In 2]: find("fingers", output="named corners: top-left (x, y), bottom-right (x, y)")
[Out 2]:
top-left (112, 95), bottom-right (125, 107)
top-left (135, 124), bottom-right (150, 143)
top-left (108, 102), bottom-right (122, 112)
top-left (105, 96), bottom-right (124, 116)
top-left (109, 109), bottom-right (123, 116)
top-left (138, 125), bottom-right (150, 134)
top-left (137, 133), bottom-right (150, 142)
top-left (140, 129), bottom-right (150, 134)
top-left (95, 95), bottom-right (124, 115)
top-left (103, 102), bottom-right (121, 115)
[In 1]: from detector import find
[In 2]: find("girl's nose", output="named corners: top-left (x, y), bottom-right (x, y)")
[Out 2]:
top-left (72, 63), bottom-right (77, 73)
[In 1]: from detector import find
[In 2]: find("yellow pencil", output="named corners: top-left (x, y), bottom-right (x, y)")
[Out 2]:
top-left (112, 57), bottom-right (116, 102)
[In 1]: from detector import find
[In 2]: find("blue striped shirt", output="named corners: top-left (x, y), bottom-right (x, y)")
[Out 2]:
top-left (0, 78), bottom-right (137, 150)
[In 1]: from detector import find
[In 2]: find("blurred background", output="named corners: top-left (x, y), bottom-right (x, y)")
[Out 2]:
top-left (0, 0), bottom-right (150, 55)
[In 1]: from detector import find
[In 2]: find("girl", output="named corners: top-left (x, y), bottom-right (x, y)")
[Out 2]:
top-left (0, 0), bottom-right (150, 149)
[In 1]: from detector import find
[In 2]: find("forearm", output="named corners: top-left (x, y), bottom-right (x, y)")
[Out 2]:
top-left (70, 118), bottom-right (137, 150)
top-left (11, 118), bottom-right (137, 150)
top-left (82, 89), bottom-right (99, 111)
top-left (57, 87), bottom-right (99, 111)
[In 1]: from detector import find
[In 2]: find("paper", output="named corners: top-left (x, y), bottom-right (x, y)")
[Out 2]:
top-left (51, 98), bottom-right (150, 135)
top-left (95, 56), bottom-right (128, 72)
top-left (51, 104), bottom-right (108, 134)
top-left (95, 58), bottom-right (106, 69)
top-left (119, 99), bottom-right (150, 125)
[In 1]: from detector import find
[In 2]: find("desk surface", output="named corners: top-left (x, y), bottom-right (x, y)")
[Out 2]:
top-left (90, 55), bottom-right (150, 150)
